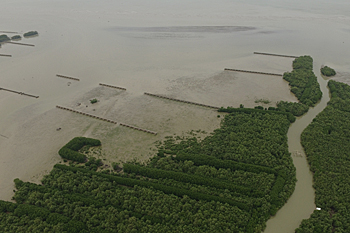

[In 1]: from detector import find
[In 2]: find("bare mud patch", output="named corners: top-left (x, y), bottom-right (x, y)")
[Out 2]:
top-left (329, 72), bottom-right (350, 85)
top-left (0, 54), bottom-right (298, 201)
top-left (0, 26), bottom-right (298, 201)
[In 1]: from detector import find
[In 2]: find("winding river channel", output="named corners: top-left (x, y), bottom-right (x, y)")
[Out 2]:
top-left (264, 61), bottom-right (330, 232)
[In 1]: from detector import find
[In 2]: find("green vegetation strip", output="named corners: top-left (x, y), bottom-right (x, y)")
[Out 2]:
top-left (0, 200), bottom-right (87, 232)
top-left (173, 153), bottom-right (286, 215)
top-left (174, 153), bottom-right (277, 175)
top-left (218, 107), bottom-right (296, 123)
top-left (14, 179), bottom-right (163, 224)
top-left (11, 35), bottom-right (21, 40)
top-left (269, 171), bottom-right (286, 215)
top-left (276, 101), bottom-right (309, 117)
top-left (23, 31), bottom-right (38, 37)
top-left (123, 163), bottom-right (261, 197)
top-left (54, 164), bottom-right (250, 211)
top-left (58, 137), bottom-right (101, 163)
top-left (320, 66), bottom-right (336, 77)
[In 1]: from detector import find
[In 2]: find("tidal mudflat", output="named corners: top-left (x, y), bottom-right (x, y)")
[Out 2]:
top-left (1, 0), bottom-right (350, 231)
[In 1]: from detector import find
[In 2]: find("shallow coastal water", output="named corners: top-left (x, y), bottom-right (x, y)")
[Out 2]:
top-left (1, 0), bottom-right (350, 231)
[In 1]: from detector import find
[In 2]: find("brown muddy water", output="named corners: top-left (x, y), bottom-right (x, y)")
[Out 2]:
top-left (1, 0), bottom-right (350, 232)
top-left (264, 61), bottom-right (331, 233)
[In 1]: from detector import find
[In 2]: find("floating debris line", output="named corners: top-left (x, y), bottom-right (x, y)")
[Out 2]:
top-left (0, 54), bottom-right (12, 57)
top-left (4, 41), bottom-right (35, 47)
top-left (0, 87), bottom-right (39, 98)
top-left (254, 52), bottom-right (299, 58)
top-left (56, 106), bottom-right (157, 135)
top-left (144, 92), bottom-right (220, 109)
top-left (224, 68), bottom-right (283, 77)
top-left (99, 83), bottom-right (126, 91)
top-left (56, 74), bottom-right (80, 81)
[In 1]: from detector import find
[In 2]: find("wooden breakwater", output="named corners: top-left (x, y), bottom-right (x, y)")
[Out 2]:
top-left (224, 68), bottom-right (283, 77)
top-left (119, 123), bottom-right (157, 135)
top-left (144, 92), bottom-right (220, 109)
top-left (56, 106), bottom-right (157, 135)
top-left (0, 54), bottom-right (12, 57)
top-left (254, 52), bottom-right (299, 59)
top-left (56, 74), bottom-right (80, 81)
top-left (56, 105), bottom-right (118, 124)
top-left (5, 41), bottom-right (35, 47)
top-left (0, 31), bottom-right (18, 33)
top-left (99, 83), bottom-right (126, 91)
top-left (0, 87), bottom-right (39, 98)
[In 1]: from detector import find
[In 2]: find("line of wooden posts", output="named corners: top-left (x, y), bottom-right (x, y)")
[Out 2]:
top-left (0, 87), bottom-right (39, 98)
top-left (99, 83), bottom-right (126, 91)
top-left (224, 68), bottom-right (283, 77)
top-left (254, 52), bottom-right (299, 58)
top-left (56, 74), bottom-right (80, 81)
top-left (5, 41), bottom-right (35, 47)
top-left (56, 105), bottom-right (157, 135)
top-left (144, 92), bottom-right (220, 109)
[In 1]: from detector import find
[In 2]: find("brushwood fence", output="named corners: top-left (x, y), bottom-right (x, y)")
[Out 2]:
top-left (56, 106), bottom-right (157, 135)
top-left (0, 87), bottom-right (39, 98)
top-left (224, 68), bottom-right (283, 77)
top-left (144, 92), bottom-right (220, 109)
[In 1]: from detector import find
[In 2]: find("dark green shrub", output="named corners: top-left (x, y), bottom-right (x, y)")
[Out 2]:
top-left (321, 66), bottom-right (336, 77)
top-left (23, 31), bottom-right (38, 37)
top-left (11, 35), bottom-right (21, 40)
top-left (123, 163), bottom-right (258, 197)
top-left (90, 98), bottom-right (98, 104)
top-left (283, 56), bottom-right (322, 107)
top-left (277, 101), bottom-right (309, 116)
top-left (0, 200), bottom-right (17, 213)
top-left (0, 34), bottom-right (10, 43)
top-left (218, 107), bottom-right (295, 123)
top-left (58, 137), bottom-right (101, 163)
top-left (54, 164), bottom-right (250, 210)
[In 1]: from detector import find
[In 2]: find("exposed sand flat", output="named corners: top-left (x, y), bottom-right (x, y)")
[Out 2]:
top-left (0, 61), bottom-right (296, 201)
top-left (329, 72), bottom-right (350, 85)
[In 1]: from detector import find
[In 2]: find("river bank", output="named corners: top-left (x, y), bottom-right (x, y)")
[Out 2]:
top-left (264, 60), bottom-right (330, 232)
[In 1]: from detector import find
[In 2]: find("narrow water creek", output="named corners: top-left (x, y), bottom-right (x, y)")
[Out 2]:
top-left (264, 61), bottom-right (330, 233)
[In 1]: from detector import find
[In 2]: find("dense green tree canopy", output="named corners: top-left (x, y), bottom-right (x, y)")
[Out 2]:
top-left (320, 66), bottom-right (336, 77)
top-left (283, 56), bottom-right (322, 107)
top-left (296, 80), bottom-right (350, 232)
top-left (276, 101), bottom-right (309, 117)
top-left (11, 35), bottom-right (21, 40)
top-left (23, 31), bottom-right (38, 37)
top-left (0, 107), bottom-right (297, 232)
